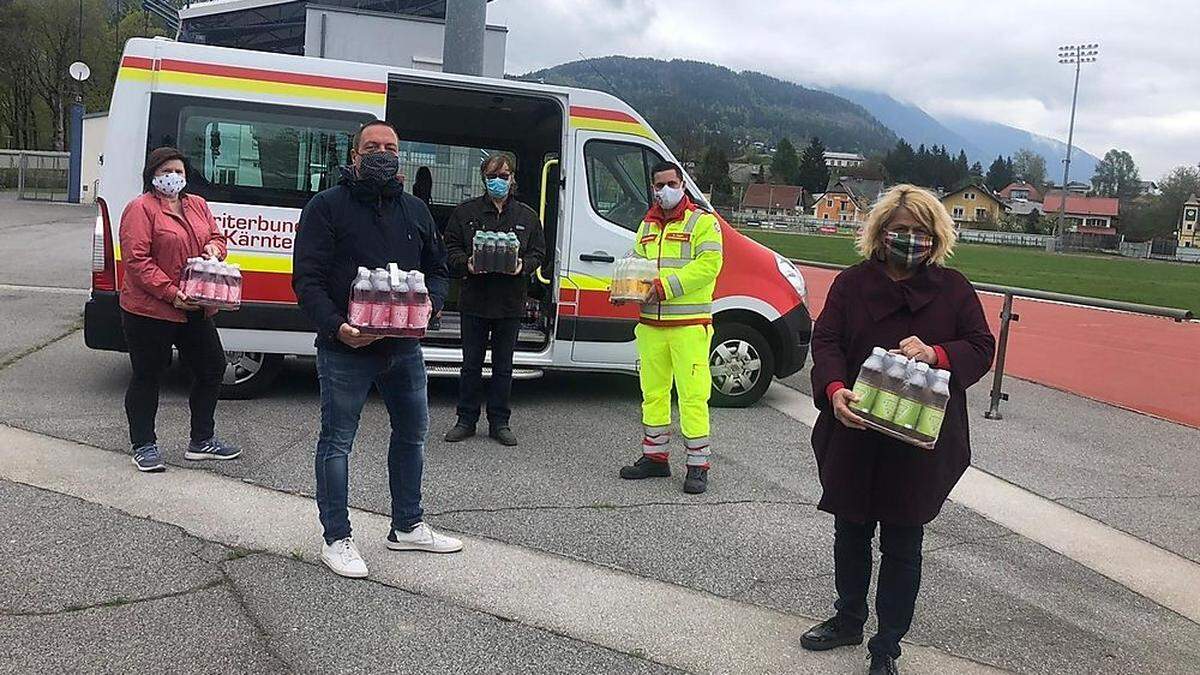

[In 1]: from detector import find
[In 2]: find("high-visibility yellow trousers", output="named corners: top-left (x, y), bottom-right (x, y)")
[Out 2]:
top-left (635, 323), bottom-right (713, 467)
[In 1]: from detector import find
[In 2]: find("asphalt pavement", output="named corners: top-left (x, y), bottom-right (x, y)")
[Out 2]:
top-left (1, 195), bottom-right (1198, 674)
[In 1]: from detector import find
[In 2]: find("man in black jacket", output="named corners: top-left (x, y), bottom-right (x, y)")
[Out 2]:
top-left (442, 153), bottom-right (546, 446)
top-left (293, 120), bottom-right (462, 580)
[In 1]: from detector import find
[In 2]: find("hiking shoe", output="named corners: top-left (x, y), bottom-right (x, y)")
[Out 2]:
top-left (489, 426), bottom-right (518, 446)
top-left (386, 523), bottom-right (463, 554)
top-left (443, 424), bottom-right (475, 443)
top-left (619, 456), bottom-right (671, 480)
top-left (683, 465), bottom-right (709, 494)
top-left (184, 436), bottom-right (242, 461)
top-left (321, 537), bottom-right (368, 578)
top-left (868, 654), bottom-right (899, 675)
top-left (800, 615), bottom-right (864, 651)
top-left (131, 443), bottom-right (165, 473)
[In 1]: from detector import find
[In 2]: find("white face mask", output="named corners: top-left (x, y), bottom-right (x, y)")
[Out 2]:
top-left (152, 172), bottom-right (186, 197)
top-left (654, 184), bottom-right (685, 210)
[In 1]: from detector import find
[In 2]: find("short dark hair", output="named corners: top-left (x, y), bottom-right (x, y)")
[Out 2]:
top-left (352, 120), bottom-right (399, 152)
top-left (650, 161), bottom-right (684, 182)
top-left (480, 153), bottom-right (516, 180)
top-left (142, 146), bottom-right (187, 193)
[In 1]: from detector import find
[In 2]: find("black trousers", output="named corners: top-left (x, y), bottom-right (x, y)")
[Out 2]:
top-left (833, 517), bottom-right (925, 659)
top-left (456, 314), bottom-right (520, 429)
top-left (121, 310), bottom-right (225, 448)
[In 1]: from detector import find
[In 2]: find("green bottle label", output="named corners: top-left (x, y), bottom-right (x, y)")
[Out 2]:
top-left (870, 391), bottom-right (900, 421)
top-left (916, 406), bottom-right (946, 437)
top-left (850, 381), bottom-right (878, 412)
top-left (893, 397), bottom-right (922, 429)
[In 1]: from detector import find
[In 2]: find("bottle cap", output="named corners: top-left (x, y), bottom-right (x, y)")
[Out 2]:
top-left (915, 362), bottom-right (930, 372)
top-left (936, 369), bottom-right (951, 380)
top-left (871, 346), bottom-right (888, 357)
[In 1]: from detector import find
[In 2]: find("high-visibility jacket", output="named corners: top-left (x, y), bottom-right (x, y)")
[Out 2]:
top-left (633, 205), bottom-right (724, 326)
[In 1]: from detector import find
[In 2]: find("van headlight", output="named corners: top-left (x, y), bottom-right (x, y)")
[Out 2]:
top-left (775, 253), bottom-right (808, 305)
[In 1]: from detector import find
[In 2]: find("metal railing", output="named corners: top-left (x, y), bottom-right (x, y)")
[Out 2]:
top-left (791, 258), bottom-right (1194, 420)
top-left (0, 150), bottom-right (71, 202)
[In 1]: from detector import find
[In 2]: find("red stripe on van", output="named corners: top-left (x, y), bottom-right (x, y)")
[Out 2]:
top-left (121, 56), bottom-right (154, 70)
top-left (157, 58), bottom-right (388, 94)
top-left (570, 106), bottom-right (640, 124)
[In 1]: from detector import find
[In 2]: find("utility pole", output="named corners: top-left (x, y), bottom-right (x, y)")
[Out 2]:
top-left (442, 0), bottom-right (487, 76)
top-left (1052, 43), bottom-right (1099, 249)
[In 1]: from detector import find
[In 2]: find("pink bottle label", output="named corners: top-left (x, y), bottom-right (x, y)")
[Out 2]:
top-left (408, 298), bottom-right (432, 329)
top-left (391, 300), bottom-right (409, 329)
top-left (212, 278), bottom-right (229, 303)
top-left (370, 301), bottom-right (390, 328)
top-left (348, 301), bottom-right (370, 326)
top-left (229, 281), bottom-right (242, 305)
top-left (201, 279), bottom-right (217, 300)
top-left (183, 277), bottom-right (201, 297)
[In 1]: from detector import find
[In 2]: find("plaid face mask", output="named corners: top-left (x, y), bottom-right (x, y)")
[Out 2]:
top-left (883, 231), bottom-right (933, 269)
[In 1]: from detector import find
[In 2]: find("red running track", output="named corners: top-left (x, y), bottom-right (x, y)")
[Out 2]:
top-left (798, 265), bottom-right (1200, 429)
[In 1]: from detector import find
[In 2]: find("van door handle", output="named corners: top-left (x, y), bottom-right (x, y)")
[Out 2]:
top-left (579, 252), bottom-right (615, 263)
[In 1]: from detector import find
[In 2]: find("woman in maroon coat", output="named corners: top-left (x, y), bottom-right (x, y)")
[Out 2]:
top-left (800, 185), bottom-right (996, 675)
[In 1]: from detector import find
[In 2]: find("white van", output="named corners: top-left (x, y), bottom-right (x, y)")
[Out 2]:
top-left (85, 38), bottom-right (812, 407)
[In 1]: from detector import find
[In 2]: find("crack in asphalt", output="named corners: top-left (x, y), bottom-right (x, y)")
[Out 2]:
top-left (427, 498), bottom-right (818, 518)
top-left (217, 557), bottom-right (296, 674)
top-left (0, 322), bottom-right (82, 371)
top-left (1054, 493), bottom-right (1200, 503)
top-left (1, 579), bottom-right (226, 617)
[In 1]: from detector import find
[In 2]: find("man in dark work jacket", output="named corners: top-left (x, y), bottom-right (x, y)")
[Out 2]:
top-left (442, 153), bottom-right (546, 447)
top-left (293, 120), bottom-right (462, 581)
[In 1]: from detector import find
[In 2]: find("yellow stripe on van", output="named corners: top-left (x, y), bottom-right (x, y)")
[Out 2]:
top-left (157, 71), bottom-right (386, 106)
top-left (114, 245), bottom-right (293, 275)
top-left (116, 66), bottom-right (153, 83)
top-left (570, 117), bottom-right (656, 140)
top-left (566, 272), bottom-right (612, 291)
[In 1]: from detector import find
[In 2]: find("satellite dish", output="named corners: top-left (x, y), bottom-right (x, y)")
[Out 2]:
top-left (69, 61), bottom-right (91, 82)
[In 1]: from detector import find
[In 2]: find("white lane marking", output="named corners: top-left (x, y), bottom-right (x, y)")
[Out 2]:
top-left (0, 283), bottom-right (89, 296)
top-left (762, 383), bottom-right (1200, 624)
top-left (0, 424), bottom-right (1001, 675)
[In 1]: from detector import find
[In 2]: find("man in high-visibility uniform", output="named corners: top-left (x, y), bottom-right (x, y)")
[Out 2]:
top-left (618, 161), bottom-right (723, 494)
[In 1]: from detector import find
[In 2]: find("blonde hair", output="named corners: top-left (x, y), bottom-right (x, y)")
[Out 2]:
top-left (856, 184), bottom-right (957, 265)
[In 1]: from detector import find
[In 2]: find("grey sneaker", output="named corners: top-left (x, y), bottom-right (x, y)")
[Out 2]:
top-left (185, 437), bottom-right (242, 461)
top-left (132, 443), bottom-right (166, 473)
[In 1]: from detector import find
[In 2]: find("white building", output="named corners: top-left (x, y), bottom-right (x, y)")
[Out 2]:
top-left (823, 151), bottom-right (866, 169)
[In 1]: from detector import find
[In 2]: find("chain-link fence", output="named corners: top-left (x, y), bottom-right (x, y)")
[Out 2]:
top-left (0, 150), bottom-right (71, 202)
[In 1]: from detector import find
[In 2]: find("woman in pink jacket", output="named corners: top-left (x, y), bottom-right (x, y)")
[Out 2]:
top-left (119, 147), bottom-right (241, 472)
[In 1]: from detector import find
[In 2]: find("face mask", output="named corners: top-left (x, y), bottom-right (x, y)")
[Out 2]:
top-left (654, 184), bottom-right (685, 211)
top-left (357, 151), bottom-right (400, 185)
top-left (883, 231), bottom-right (934, 269)
top-left (152, 172), bottom-right (186, 197)
top-left (485, 177), bottom-right (511, 200)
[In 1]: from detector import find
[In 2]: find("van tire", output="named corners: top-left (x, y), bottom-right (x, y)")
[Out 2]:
top-left (219, 352), bottom-right (283, 400)
top-left (709, 322), bottom-right (774, 408)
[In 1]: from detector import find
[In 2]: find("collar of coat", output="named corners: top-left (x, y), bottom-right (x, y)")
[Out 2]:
top-left (643, 194), bottom-right (696, 226)
top-left (862, 257), bottom-right (945, 321)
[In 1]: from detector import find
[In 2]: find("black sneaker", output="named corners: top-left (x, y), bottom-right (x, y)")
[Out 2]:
top-left (800, 615), bottom-right (864, 651)
top-left (489, 427), bottom-right (518, 446)
top-left (683, 465), bottom-right (708, 494)
top-left (868, 654), bottom-right (899, 675)
top-left (443, 424), bottom-right (475, 443)
top-left (619, 456), bottom-right (671, 479)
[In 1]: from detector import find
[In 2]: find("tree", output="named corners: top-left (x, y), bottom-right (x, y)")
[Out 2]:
top-left (770, 137), bottom-right (801, 186)
top-left (883, 140), bottom-right (916, 183)
top-left (969, 161), bottom-right (984, 180)
top-left (1012, 148), bottom-right (1048, 189)
top-left (696, 145), bottom-right (733, 206)
top-left (845, 157), bottom-right (887, 181)
top-left (796, 136), bottom-right (831, 194)
top-left (985, 155), bottom-right (1014, 192)
top-left (1120, 165), bottom-right (1200, 241)
top-left (1091, 149), bottom-right (1141, 201)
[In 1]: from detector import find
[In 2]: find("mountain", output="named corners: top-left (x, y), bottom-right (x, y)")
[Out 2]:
top-left (832, 88), bottom-right (1100, 183)
top-left (521, 57), bottom-right (896, 158)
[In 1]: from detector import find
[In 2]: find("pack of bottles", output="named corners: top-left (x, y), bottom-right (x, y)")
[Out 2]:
top-left (471, 231), bottom-right (521, 274)
top-left (609, 256), bottom-right (658, 301)
top-left (347, 264), bottom-right (432, 337)
top-left (180, 258), bottom-right (242, 310)
top-left (849, 347), bottom-right (951, 449)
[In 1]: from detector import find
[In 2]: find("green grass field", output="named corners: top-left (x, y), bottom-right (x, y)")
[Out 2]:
top-left (742, 230), bottom-right (1200, 316)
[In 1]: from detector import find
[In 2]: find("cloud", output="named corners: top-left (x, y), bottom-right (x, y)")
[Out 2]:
top-left (488, 0), bottom-right (1200, 177)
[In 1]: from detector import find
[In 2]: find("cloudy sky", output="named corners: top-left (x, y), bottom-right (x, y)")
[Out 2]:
top-left (487, 0), bottom-right (1198, 179)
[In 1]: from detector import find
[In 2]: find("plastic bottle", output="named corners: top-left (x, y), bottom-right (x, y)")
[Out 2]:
top-left (851, 347), bottom-right (888, 414)
top-left (182, 258), bottom-right (203, 298)
top-left (916, 369), bottom-right (952, 439)
top-left (472, 231), bottom-right (485, 272)
top-left (505, 232), bottom-right (520, 274)
top-left (870, 353), bottom-right (909, 422)
top-left (211, 262), bottom-right (230, 304)
top-left (369, 268), bottom-right (391, 328)
top-left (407, 271), bottom-right (431, 329)
top-left (893, 361), bottom-right (931, 431)
top-left (228, 264), bottom-right (243, 307)
top-left (612, 258), bottom-right (629, 299)
top-left (200, 259), bottom-right (219, 301)
top-left (348, 267), bottom-right (372, 327)
top-left (388, 263), bottom-right (409, 331)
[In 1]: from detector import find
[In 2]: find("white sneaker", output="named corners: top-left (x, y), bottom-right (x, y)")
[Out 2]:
top-left (321, 537), bottom-right (369, 578)
top-left (385, 522), bottom-right (464, 554)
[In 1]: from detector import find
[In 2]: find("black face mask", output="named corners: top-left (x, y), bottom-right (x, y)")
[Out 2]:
top-left (356, 151), bottom-right (400, 186)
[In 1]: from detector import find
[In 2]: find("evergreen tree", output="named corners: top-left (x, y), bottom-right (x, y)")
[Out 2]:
top-left (883, 140), bottom-right (916, 183)
top-left (985, 155), bottom-right (1014, 192)
top-left (770, 137), bottom-right (801, 185)
top-left (696, 145), bottom-right (734, 206)
top-left (797, 136), bottom-right (831, 194)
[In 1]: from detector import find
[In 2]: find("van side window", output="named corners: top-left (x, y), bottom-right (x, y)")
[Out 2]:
top-left (147, 94), bottom-right (372, 208)
top-left (584, 140), bottom-right (665, 232)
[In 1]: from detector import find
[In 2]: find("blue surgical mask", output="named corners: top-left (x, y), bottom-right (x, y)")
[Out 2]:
top-left (486, 177), bottom-right (511, 200)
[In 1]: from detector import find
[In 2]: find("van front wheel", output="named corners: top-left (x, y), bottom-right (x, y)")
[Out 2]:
top-left (709, 323), bottom-right (774, 408)
top-left (219, 352), bottom-right (283, 400)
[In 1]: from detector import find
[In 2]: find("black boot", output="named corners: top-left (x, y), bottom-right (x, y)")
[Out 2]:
top-left (619, 456), bottom-right (671, 479)
top-left (443, 423), bottom-right (475, 443)
top-left (868, 655), bottom-right (899, 675)
top-left (683, 466), bottom-right (708, 494)
top-left (489, 426), bottom-right (518, 446)
top-left (800, 615), bottom-right (864, 651)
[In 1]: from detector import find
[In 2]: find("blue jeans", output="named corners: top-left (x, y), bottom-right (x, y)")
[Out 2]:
top-left (314, 342), bottom-right (428, 544)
